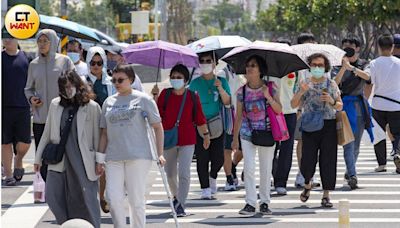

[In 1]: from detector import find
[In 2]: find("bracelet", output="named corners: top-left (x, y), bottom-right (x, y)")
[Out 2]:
top-left (331, 100), bottom-right (337, 106)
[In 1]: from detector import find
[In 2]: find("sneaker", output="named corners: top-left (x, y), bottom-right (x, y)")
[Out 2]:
top-left (389, 149), bottom-right (396, 160)
top-left (239, 204), bottom-right (256, 215)
top-left (233, 178), bottom-right (239, 186)
top-left (396, 168), bottom-right (400, 174)
top-left (209, 177), bottom-right (217, 194)
top-left (224, 181), bottom-right (237, 191)
top-left (347, 176), bottom-right (358, 190)
top-left (374, 165), bottom-right (387, 172)
top-left (311, 177), bottom-right (321, 188)
top-left (394, 155), bottom-right (400, 171)
top-left (200, 188), bottom-right (212, 200)
top-left (259, 203), bottom-right (272, 215)
top-left (294, 172), bottom-right (305, 188)
top-left (173, 198), bottom-right (178, 208)
top-left (175, 203), bottom-right (187, 217)
top-left (275, 187), bottom-right (287, 195)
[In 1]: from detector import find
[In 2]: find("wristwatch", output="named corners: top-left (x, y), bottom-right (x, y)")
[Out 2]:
top-left (351, 66), bottom-right (357, 73)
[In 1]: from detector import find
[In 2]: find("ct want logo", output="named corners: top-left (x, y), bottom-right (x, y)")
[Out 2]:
top-left (5, 4), bottom-right (40, 39)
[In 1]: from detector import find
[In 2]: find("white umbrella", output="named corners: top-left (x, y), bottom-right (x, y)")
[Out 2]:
top-left (292, 43), bottom-right (346, 66)
top-left (186, 35), bottom-right (251, 58)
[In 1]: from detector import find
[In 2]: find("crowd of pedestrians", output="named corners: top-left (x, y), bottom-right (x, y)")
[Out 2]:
top-left (2, 28), bottom-right (400, 228)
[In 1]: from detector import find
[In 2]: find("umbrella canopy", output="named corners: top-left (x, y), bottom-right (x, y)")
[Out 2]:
top-left (122, 40), bottom-right (199, 69)
top-left (39, 15), bottom-right (100, 42)
top-left (186, 35), bottom-right (251, 58)
top-left (292, 43), bottom-right (346, 66)
top-left (221, 40), bottom-right (309, 78)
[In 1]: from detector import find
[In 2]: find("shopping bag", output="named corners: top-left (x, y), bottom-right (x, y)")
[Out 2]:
top-left (336, 111), bottom-right (355, 146)
top-left (33, 172), bottom-right (45, 203)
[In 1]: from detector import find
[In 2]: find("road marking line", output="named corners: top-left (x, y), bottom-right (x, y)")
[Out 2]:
top-left (1, 186), bottom-right (48, 228)
top-left (146, 208), bottom-right (400, 214)
top-left (151, 183), bottom-right (400, 188)
top-left (146, 218), bottom-right (400, 223)
top-left (146, 199), bottom-right (400, 204)
top-left (149, 191), bottom-right (400, 196)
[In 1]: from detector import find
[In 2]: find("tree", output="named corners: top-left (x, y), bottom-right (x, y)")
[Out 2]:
top-left (256, 0), bottom-right (400, 58)
top-left (199, 1), bottom-right (243, 34)
top-left (166, 0), bottom-right (193, 44)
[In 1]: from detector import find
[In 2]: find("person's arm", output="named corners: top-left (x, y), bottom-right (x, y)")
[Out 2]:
top-left (215, 78), bottom-right (231, 105)
top-left (151, 122), bottom-right (166, 166)
top-left (232, 99), bottom-right (243, 151)
top-left (33, 103), bottom-right (53, 172)
top-left (198, 124), bottom-right (210, 149)
top-left (263, 83), bottom-right (282, 113)
top-left (96, 128), bottom-right (107, 176)
top-left (342, 57), bottom-right (370, 81)
top-left (291, 80), bottom-right (309, 109)
top-left (333, 66), bottom-right (347, 85)
top-left (151, 84), bottom-right (160, 102)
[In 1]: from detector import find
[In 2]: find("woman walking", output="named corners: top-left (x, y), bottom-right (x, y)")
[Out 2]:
top-left (34, 71), bottom-right (102, 227)
top-left (291, 53), bottom-right (343, 207)
top-left (98, 64), bottom-right (165, 228)
top-left (153, 64), bottom-right (210, 217)
top-left (232, 55), bottom-right (282, 215)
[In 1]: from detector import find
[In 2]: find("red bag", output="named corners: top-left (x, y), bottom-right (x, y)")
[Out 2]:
top-left (266, 82), bottom-right (290, 141)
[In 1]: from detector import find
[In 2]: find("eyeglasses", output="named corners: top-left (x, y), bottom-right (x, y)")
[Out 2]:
top-left (199, 59), bottom-right (213, 64)
top-left (246, 64), bottom-right (258, 68)
top-left (90, 61), bottom-right (103, 66)
top-left (310, 63), bottom-right (325, 68)
top-left (37, 40), bottom-right (50, 45)
top-left (111, 78), bottom-right (128, 84)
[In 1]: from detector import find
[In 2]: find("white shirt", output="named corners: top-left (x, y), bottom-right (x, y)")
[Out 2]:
top-left (278, 74), bottom-right (298, 114)
top-left (131, 74), bottom-right (144, 92)
top-left (75, 61), bottom-right (88, 81)
top-left (367, 56), bottom-right (400, 111)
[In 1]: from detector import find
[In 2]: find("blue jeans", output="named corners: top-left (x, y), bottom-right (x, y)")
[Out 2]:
top-left (343, 116), bottom-right (365, 177)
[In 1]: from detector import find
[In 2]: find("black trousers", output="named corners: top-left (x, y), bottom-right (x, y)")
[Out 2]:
top-left (273, 113), bottom-right (297, 188)
top-left (33, 123), bottom-right (47, 181)
top-left (195, 132), bottom-right (225, 189)
top-left (372, 109), bottom-right (400, 166)
top-left (301, 120), bottom-right (337, 190)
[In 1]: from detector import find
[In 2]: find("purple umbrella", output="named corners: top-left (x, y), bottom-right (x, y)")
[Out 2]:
top-left (221, 41), bottom-right (309, 78)
top-left (122, 40), bottom-right (199, 77)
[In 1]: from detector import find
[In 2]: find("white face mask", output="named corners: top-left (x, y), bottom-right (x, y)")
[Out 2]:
top-left (61, 86), bottom-right (76, 99)
top-left (170, 79), bottom-right (185, 90)
top-left (199, 64), bottom-right (214, 75)
top-left (67, 52), bottom-right (80, 64)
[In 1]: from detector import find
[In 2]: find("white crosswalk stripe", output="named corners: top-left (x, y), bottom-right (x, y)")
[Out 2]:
top-left (146, 142), bottom-right (400, 226)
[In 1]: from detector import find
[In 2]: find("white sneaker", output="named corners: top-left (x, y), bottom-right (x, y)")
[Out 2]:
top-left (275, 187), bottom-right (287, 195)
top-left (200, 188), bottom-right (212, 200)
top-left (294, 172), bottom-right (304, 188)
top-left (210, 177), bottom-right (217, 194)
top-left (224, 181), bottom-right (237, 191)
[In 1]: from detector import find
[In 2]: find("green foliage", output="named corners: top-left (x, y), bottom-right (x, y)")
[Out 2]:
top-left (199, 1), bottom-right (243, 33)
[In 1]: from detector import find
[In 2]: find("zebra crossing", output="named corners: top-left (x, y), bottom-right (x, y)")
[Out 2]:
top-left (145, 142), bottom-right (400, 227)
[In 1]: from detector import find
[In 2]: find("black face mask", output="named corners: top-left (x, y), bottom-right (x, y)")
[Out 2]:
top-left (344, 47), bottom-right (355, 57)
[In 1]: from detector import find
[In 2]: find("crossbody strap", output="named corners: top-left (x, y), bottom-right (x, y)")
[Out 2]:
top-left (174, 90), bottom-right (188, 127)
top-left (373, 94), bottom-right (400, 105)
top-left (59, 106), bottom-right (79, 147)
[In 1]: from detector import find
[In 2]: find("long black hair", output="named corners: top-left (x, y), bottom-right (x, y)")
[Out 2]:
top-left (58, 70), bottom-right (94, 107)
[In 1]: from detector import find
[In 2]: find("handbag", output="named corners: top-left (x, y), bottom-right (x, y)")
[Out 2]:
top-left (242, 85), bottom-right (275, 147)
top-left (336, 111), bottom-right (355, 146)
top-left (300, 79), bottom-right (330, 133)
top-left (198, 114), bottom-right (224, 139)
top-left (41, 106), bottom-right (79, 165)
top-left (163, 90), bottom-right (188, 150)
top-left (266, 82), bottom-right (289, 141)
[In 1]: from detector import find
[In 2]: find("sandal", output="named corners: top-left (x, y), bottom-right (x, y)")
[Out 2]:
top-left (13, 168), bottom-right (25, 182)
top-left (300, 186), bottom-right (311, 202)
top-left (100, 199), bottom-right (110, 213)
top-left (321, 197), bottom-right (333, 208)
top-left (4, 177), bottom-right (17, 186)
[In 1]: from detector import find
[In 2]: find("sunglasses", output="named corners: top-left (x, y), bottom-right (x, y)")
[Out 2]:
top-left (90, 61), bottom-right (103, 66)
top-left (310, 63), bottom-right (325, 68)
top-left (199, 59), bottom-right (213, 64)
top-left (111, 78), bottom-right (128, 84)
top-left (246, 64), bottom-right (258, 68)
top-left (37, 40), bottom-right (50, 45)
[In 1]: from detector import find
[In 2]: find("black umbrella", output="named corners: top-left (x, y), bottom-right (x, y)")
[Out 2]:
top-left (221, 41), bottom-right (309, 78)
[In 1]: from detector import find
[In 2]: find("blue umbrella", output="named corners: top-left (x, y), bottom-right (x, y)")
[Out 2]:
top-left (39, 15), bottom-right (100, 42)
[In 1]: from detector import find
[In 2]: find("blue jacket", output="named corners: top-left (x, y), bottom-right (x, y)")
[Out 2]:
top-left (342, 95), bottom-right (374, 143)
